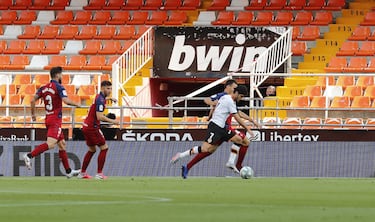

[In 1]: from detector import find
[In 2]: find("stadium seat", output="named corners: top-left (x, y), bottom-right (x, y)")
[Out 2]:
top-left (13, 116), bottom-right (33, 128)
top-left (83, 0), bottom-right (106, 10)
top-left (310, 96), bottom-right (328, 108)
top-left (21, 94), bottom-right (38, 106)
top-left (70, 11), bottom-right (92, 25)
top-left (18, 25), bottom-right (41, 39)
top-left (77, 85), bottom-right (96, 100)
top-left (323, 85), bottom-right (343, 100)
top-left (303, 85), bottom-right (322, 97)
top-left (245, 0), bottom-right (267, 10)
top-left (364, 58), bottom-right (375, 73)
top-left (10, 0), bottom-right (32, 10)
top-left (48, 0), bottom-right (70, 10)
top-left (38, 25), bottom-right (59, 39)
top-left (343, 86), bottom-right (362, 99)
top-left (322, 117), bottom-right (342, 129)
top-left (89, 11), bottom-right (111, 25)
top-left (271, 11), bottom-right (293, 26)
top-left (365, 118), bottom-right (375, 129)
top-left (348, 26), bottom-right (371, 41)
top-left (343, 57), bottom-right (367, 73)
top-left (79, 40), bottom-right (102, 55)
top-left (113, 26), bottom-right (135, 40)
top-left (282, 117), bottom-right (301, 129)
top-left (4, 55), bottom-right (29, 70)
top-left (128, 11), bottom-right (148, 25)
top-left (62, 75), bottom-right (71, 84)
top-left (252, 12), bottom-right (273, 26)
top-left (103, 55), bottom-right (119, 70)
top-left (65, 55), bottom-right (87, 70)
top-left (207, 0), bottom-right (230, 10)
top-left (163, 0), bottom-right (182, 10)
top-left (142, 0), bottom-right (163, 10)
top-left (13, 11), bottom-right (37, 25)
top-left (301, 117), bottom-right (322, 129)
top-left (103, 0), bottom-right (124, 10)
top-left (292, 26), bottom-right (300, 40)
top-left (0, 11), bottom-right (17, 24)
top-left (0, 40), bottom-right (6, 53)
top-left (0, 84), bottom-right (16, 95)
top-left (232, 11), bottom-right (253, 26)
top-left (284, 0), bottom-right (305, 10)
top-left (0, 0), bottom-right (12, 10)
top-left (18, 84), bottom-right (36, 97)
top-left (351, 96), bottom-right (371, 108)
top-left (99, 41), bottom-right (122, 55)
top-left (146, 11), bottom-right (168, 25)
top-left (343, 118), bottom-right (363, 129)
top-left (61, 116), bottom-right (73, 129)
top-left (95, 26), bottom-right (116, 40)
top-left (330, 96), bottom-right (350, 108)
top-left (3, 94), bottom-right (21, 105)
top-left (304, 0), bottom-right (325, 10)
top-left (357, 76), bottom-right (374, 89)
top-left (107, 11), bottom-right (130, 25)
top-left (193, 11), bottom-right (216, 26)
top-left (336, 76), bottom-right (355, 89)
top-left (33, 74), bottom-right (50, 87)
top-left (360, 12), bottom-right (375, 26)
top-left (42, 40), bottom-right (64, 54)
top-left (265, 0), bottom-right (286, 10)
top-left (262, 117), bottom-right (281, 129)
top-left (363, 85), bottom-right (375, 99)
top-left (30, 0), bottom-right (50, 10)
top-left (75, 26), bottom-right (97, 40)
top-left (297, 26), bottom-right (320, 41)
top-left (12, 74), bottom-right (31, 87)
top-left (3, 40), bottom-right (26, 54)
top-left (123, 0), bottom-right (143, 10)
top-left (63, 84), bottom-right (75, 96)
top-left (0, 55), bottom-right (11, 69)
top-left (291, 41), bottom-right (307, 55)
top-left (164, 11), bottom-right (187, 25)
top-left (92, 73), bottom-right (111, 85)
top-left (0, 26), bottom-right (3, 35)
top-left (56, 25), bottom-right (79, 39)
top-left (133, 26), bottom-right (149, 39)
top-left (0, 116), bottom-right (13, 128)
top-left (324, 0), bottom-right (345, 10)
top-left (310, 11), bottom-right (333, 25)
top-left (291, 11), bottom-right (312, 25)
top-left (122, 40), bottom-right (135, 51)
top-left (357, 41), bottom-right (375, 56)
top-left (85, 55), bottom-right (106, 70)
top-left (324, 57), bottom-right (347, 73)
top-left (336, 41), bottom-right (359, 56)
top-left (50, 11), bottom-right (73, 25)
top-left (211, 11), bottom-right (234, 25)
top-left (179, 0), bottom-right (200, 10)
top-left (290, 96), bottom-right (309, 107)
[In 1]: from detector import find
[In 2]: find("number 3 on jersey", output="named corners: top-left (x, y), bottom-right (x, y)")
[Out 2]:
top-left (45, 95), bottom-right (53, 111)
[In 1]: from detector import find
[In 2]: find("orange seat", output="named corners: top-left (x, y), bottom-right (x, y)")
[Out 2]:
top-left (85, 55), bottom-right (106, 70)
top-left (56, 25), bottom-right (79, 39)
top-left (303, 85), bottom-right (322, 97)
top-left (343, 57), bottom-right (367, 73)
top-left (182, 116), bottom-right (199, 129)
top-left (0, 55), bottom-right (11, 69)
top-left (0, 40), bottom-right (6, 53)
top-left (65, 55), bottom-right (87, 70)
top-left (310, 96), bottom-right (328, 108)
top-left (92, 74), bottom-right (111, 85)
top-left (30, 0), bottom-right (50, 10)
top-left (61, 116), bottom-right (73, 129)
top-left (291, 41), bottom-right (307, 56)
top-left (310, 11), bottom-right (333, 25)
top-left (211, 11), bottom-right (234, 25)
top-left (271, 11), bottom-right (292, 26)
top-left (45, 55), bottom-right (68, 70)
top-left (107, 11), bottom-right (129, 25)
top-left (13, 11), bottom-right (36, 25)
top-left (77, 85), bottom-right (96, 100)
top-left (124, 0), bottom-right (143, 10)
top-left (365, 118), bottom-right (375, 129)
top-left (10, 0), bottom-right (32, 10)
top-left (89, 11), bottom-right (111, 25)
top-left (128, 11), bottom-right (148, 25)
top-left (207, 0), bottom-right (230, 10)
top-left (363, 85), bottom-right (375, 99)
top-left (344, 118), bottom-right (363, 129)
top-left (95, 26), bottom-right (116, 40)
top-left (265, 0), bottom-right (286, 10)
top-left (122, 40), bottom-right (135, 51)
top-left (133, 26), bottom-right (149, 39)
top-left (5, 55), bottom-right (29, 70)
top-left (48, 0), bottom-right (69, 10)
top-left (343, 86), bottom-right (362, 99)
top-left (18, 84), bottom-right (37, 97)
top-left (3, 40), bottom-right (26, 54)
top-left (0, 11), bottom-right (17, 24)
top-left (70, 11), bottom-right (92, 25)
top-left (324, 0), bottom-right (346, 10)
top-left (357, 76), bottom-right (374, 89)
top-left (23, 40), bottom-right (44, 54)
top-left (252, 11), bottom-right (273, 26)
top-left (18, 25), bottom-right (41, 39)
top-left (83, 0), bottom-right (106, 10)
top-left (0, 84), bottom-right (16, 95)
top-left (291, 11), bottom-right (312, 25)
top-left (13, 116), bottom-right (33, 128)
top-left (232, 11), bottom-right (253, 26)
top-left (336, 76), bottom-right (355, 89)
top-left (42, 40), bottom-right (64, 54)
top-left (103, 55), bottom-right (119, 70)
top-left (164, 11), bottom-right (187, 25)
top-left (13, 74), bottom-right (31, 87)
top-left (142, 0), bottom-right (163, 10)
top-left (115, 116), bottom-right (131, 128)
top-left (284, 0), bottom-right (305, 10)
top-left (103, 0), bottom-right (124, 10)
top-left (0, 116), bottom-right (13, 128)
top-left (146, 11), bottom-right (168, 25)
top-left (282, 117), bottom-right (301, 129)
top-left (364, 58), bottom-right (375, 73)
top-left (351, 96), bottom-right (371, 108)
top-left (357, 41), bottom-right (375, 56)
top-left (75, 26), bottom-right (97, 40)
top-left (336, 41), bottom-right (359, 56)
top-left (0, 26), bottom-right (3, 35)
top-left (21, 94), bottom-right (40, 106)
top-left (297, 26), bottom-right (320, 41)
top-left (290, 95), bottom-right (309, 108)
top-left (348, 26), bottom-right (371, 41)
top-left (79, 40), bottom-right (102, 55)
top-left (304, 0), bottom-right (325, 10)
top-left (33, 75), bottom-right (50, 87)
top-left (179, 0), bottom-right (200, 10)
top-left (113, 26), bottom-right (135, 40)
top-left (301, 117), bottom-right (321, 129)
top-left (99, 41), bottom-right (122, 55)
top-left (50, 11), bottom-right (73, 25)
top-left (292, 26), bottom-right (300, 40)
top-left (324, 57), bottom-right (347, 73)
top-left (163, 0), bottom-right (182, 10)
top-left (0, 0), bottom-right (12, 10)
top-left (330, 96), bottom-right (350, 108)
top-left (4, 94), bottom-right (21, 105)
top-left (38, 25), bottom-right (59, 39)
top-left (245, 0), bottom-right (267, 10)
top-left (322, 117), bottom-right (342, 129)
top-left (360, 11), bottom-right (375, 26)
top-left (64, 84), bottom-right (76, 95)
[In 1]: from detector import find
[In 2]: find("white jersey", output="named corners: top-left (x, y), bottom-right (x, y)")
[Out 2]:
top-left (210, 94), bottom-right (237, 128)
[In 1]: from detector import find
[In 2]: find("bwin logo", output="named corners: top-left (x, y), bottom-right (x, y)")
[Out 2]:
top-left (168, 34), bottom-right (268, 72)
top-left (246, 130), bottom-right (262, 142)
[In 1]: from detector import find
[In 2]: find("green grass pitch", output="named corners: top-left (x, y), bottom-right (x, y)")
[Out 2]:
top-left (1, 177), bottom-right (375, 222)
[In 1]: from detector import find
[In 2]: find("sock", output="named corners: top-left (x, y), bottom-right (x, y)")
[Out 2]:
top-left (236, 145), bottom-right (248, 170)
top-left (58, 150), bottom-right (71, 172)
top-left (227, 144), bottom-right (240, 165)
top-left (30, 143), bottom-right (49, 158)
top-left (97, 149), bottom-right (108, 174)
top-left (180, 146), bottom-right (201, 159)
top-left (81, 151), bottom-right (95, 173)
top-left (187, 152), bottom-right (211, 170)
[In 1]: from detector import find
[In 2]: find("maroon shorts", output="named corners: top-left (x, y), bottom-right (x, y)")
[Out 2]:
top-left (82, 127), bottom-right (106, 146)
top-left (46, 119), bottom-right (64, 141)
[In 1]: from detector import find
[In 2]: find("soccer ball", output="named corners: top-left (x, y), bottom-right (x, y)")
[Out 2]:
top-left (240, 166), bottom-right (254, 179)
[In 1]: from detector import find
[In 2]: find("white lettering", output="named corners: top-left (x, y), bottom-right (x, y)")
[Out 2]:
top-left (42, 87), bottom-right (55, 94)
top-left (168, 35), bottom-right (195, 71)
top-left (270, 131), bottom-right (320, 142)
top-left (121, 131), bottom-right (193, 141)
top-left (0, 134), bottom-right (29, 141)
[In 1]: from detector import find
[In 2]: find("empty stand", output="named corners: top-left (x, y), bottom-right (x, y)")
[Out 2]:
top-left (89, 11), bottom-right (111, 25)
top-left (252, 12), bottom-right (273, 26)
top-left (85, 55), bottom-right (106, 70)
top-left (232, 11), bottom-right (253, 26)
top-left (351, 96), bottom-right (371, 108)
top-left (65, 55), bottom-right (87, 70)
top-left (363, 85), bottom-right (375, 99)
top-left (33, 75), bottom-right (50, 87)
top-left (49, 0), bottom-right (70, 10)
top-left (271, 11), bottom-right (293, 26)
top-left (79, 40), bottom-right (102, 55)
top-left (0, 55), bottom-right (11, 69)
top-left (164, 11), bottom-right (187, 25)
top-left (207, 0), bottom-right (230, 10)
top-left (303, 85), bottom-right (322, 97)
top-left (343, 86), bottom-right (362, 99)
top-left (311, 11), bottom-right (333, 25)
top-left (323, 85), bottom-right (343, 100)
top-left (13, 11), bottom-right (37, 25)
top-left (77, 85), bottom-right (96, 100)
top-left (128, 11), bottom-right (149, 25)
top-left (265, 0), bottom-right (286, 10)
top-left (304, 0), bottom-right (325, 10)
top-left (284, 0), bottom-right (305, 10)
top-left (83, 0), bottom-right (106, 10)
top-left (163, 0), bottom-right (182, 10)
top-left (292, 41), bottom-right (307, 56)
top-left (211, 11), bottom-right (234, 25)
top-left (336, 41), bottom-right (358, 56)
top-left (124, 0), bottom-right (143, 10)
top-left (11, 0), bottom-right (32, 10)
top-left (348, 26), bottom-right (370, 41)
top-left (5, 55), bottom-right (29, 70)
top-left (290, 96), bottom-right (309, 107)
top-left (344, 118), bottom-right (363, 129)
top-left (297, 26), bottom-right (320, 41)
top-left (0, 0), bottom-right (12, 10)
top-left (330, 96), bottom-right (350, 108)
top-left (75, 26), bottom-right (97, 40)
top-left (30, 0), bottom-right (50, 10)
top-left (357, 41), bottom-right (375, 56)
top-left (108, 11), bottom-right (130, 25)
top-left (0, 41), bottom-right (5, 54)
top-left (336, 76), bottom-right (355, 89)
top-left (179, 0), bottom-right (200, 10)
top-left (70, 11), bottom-right (92, 25)
top-left (42, 40), bottom-right (64, 54)
top-left (0, 116), bottom-right (12, 128)
top-left (360, 12), bottom-right (375, 26)
top-left (282, 117), bottom-right (302, 129)
top-left (310, 96), bottom-right (328, 108)
top-left (103, 0), bottom-right (125, 10)
top-left (18, 84), bottom-right (36, 97)
top-left (245, 0), bottom-right (267, 10)
top-left (322, 118), bottom-right (342, 129)
top-left (18, 25), bottom-right (41, 39)
top-left (291, 11), bottom-right (312, 25)
top-left (146, 11), bottom-right (168, 25)
top-left (364, 58), bottom-right (375, 73)
top-left (301, 117), bottom-right (321, 129)
top-left (38, 25), bottom-right (59, 39)
top-left (324, 0), bottom-right (346, 10)
top-left (50, 11), bottom-right (73, 25)
top-left (356, 76), bottom-right (374, 89)
top-left (142, 0), bottom-right (163, 10)
top-left (0, 11), bottom-right (17, 24)
top-left (57, 25), bottom-right (79, 39)
top-left (95, 26), bottom-right (116, 39)
top-left (343, 57), bottom-right (367, 73)
top-left (99, 41), bottom-right (122, 54)
top-left (324, 57), bottom-right (347, 72)
top-left (113, 26), bottom-right (135, 40)
top-left (3, 40), bottom-right (26, 54)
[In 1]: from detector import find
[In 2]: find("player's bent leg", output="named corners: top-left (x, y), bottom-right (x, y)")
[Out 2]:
top-left (57, 140), bottom-right (80, 179)
top-left (95, 144), bottom-right (109, 180)
top-left (78, 145), bottom-right (96, 179)
top-left (226, 143), bottom-right (240, 174)
top-left (23, 137), bottom-right (58, 170)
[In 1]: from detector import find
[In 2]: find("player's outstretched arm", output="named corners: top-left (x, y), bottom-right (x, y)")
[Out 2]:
top-left (203, 97), bottom-right (217, 106)
top-left (96, 111), bottom-right (119, 125)
top-left (233, 113), bottom-right (253, 136)
top-left (238, 110), bottom-right (261, 129)
top-left (62, 97), bottom-right (80, 107)
top-left (30, 95), bottom-right (39, 121)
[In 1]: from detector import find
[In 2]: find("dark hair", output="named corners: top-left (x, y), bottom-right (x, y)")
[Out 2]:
top-left (225, 79), bottom-right (237, 87)
top-left (50, 66), bottom-right (62, 79)
top-left (234, 85), bottom-right (248, 96)
top-left (101, 80), bottom-right (112, 87)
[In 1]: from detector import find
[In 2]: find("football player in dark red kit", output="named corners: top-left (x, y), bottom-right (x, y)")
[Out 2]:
top-left (23, 66), bottom-right (81, 178)
top-left (78, 80), bottom-right (119, 180)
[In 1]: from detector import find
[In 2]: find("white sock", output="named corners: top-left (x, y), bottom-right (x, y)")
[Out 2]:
top-left (180, 146), bottom-right (200, 158)
top-left (228, 144), bottom-right (240, 164)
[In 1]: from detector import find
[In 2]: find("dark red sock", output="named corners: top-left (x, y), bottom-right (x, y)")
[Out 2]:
top-left (97, 149), bottom-right (108, 174)
top-left (58, 150), bottom-right (70, 171)
top-left (236, 146), bottom-right (248, 170)
top-left (30, 143), bottom-right (49, 157)
top-left (187, 152), bottom-right (211, 170)
top-left (81, 151), bottom-right (95, 173)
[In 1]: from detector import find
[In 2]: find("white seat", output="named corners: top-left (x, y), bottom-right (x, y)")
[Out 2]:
top-left (32, 11), bottom-right (55, 25)
top-left (71, 75), bottom-right (91, 87)
top-left (323, 86), bottom-right (343, 101)
top-left (0, 75), bottom-right (11, 85)
top-left (26, 56), bottom-right (49, 70)
top-left (262, 117), bottom-right (281, 129)
top-left (226, 0), bottom-right (249, 11)
top-left (0, 25), bottom-right (22, 40)
top-left (193, 11), bottom-right (216, 26)
top-left (66, 0), bottom-right (87, 10)
top-left (60, 41), bottom-right (83, 55)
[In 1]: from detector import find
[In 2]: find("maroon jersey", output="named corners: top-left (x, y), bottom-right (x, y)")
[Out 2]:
top-left (83, 92), bottom-right (106, 129)
top-left (36, 80), bottom-right (67, 123)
